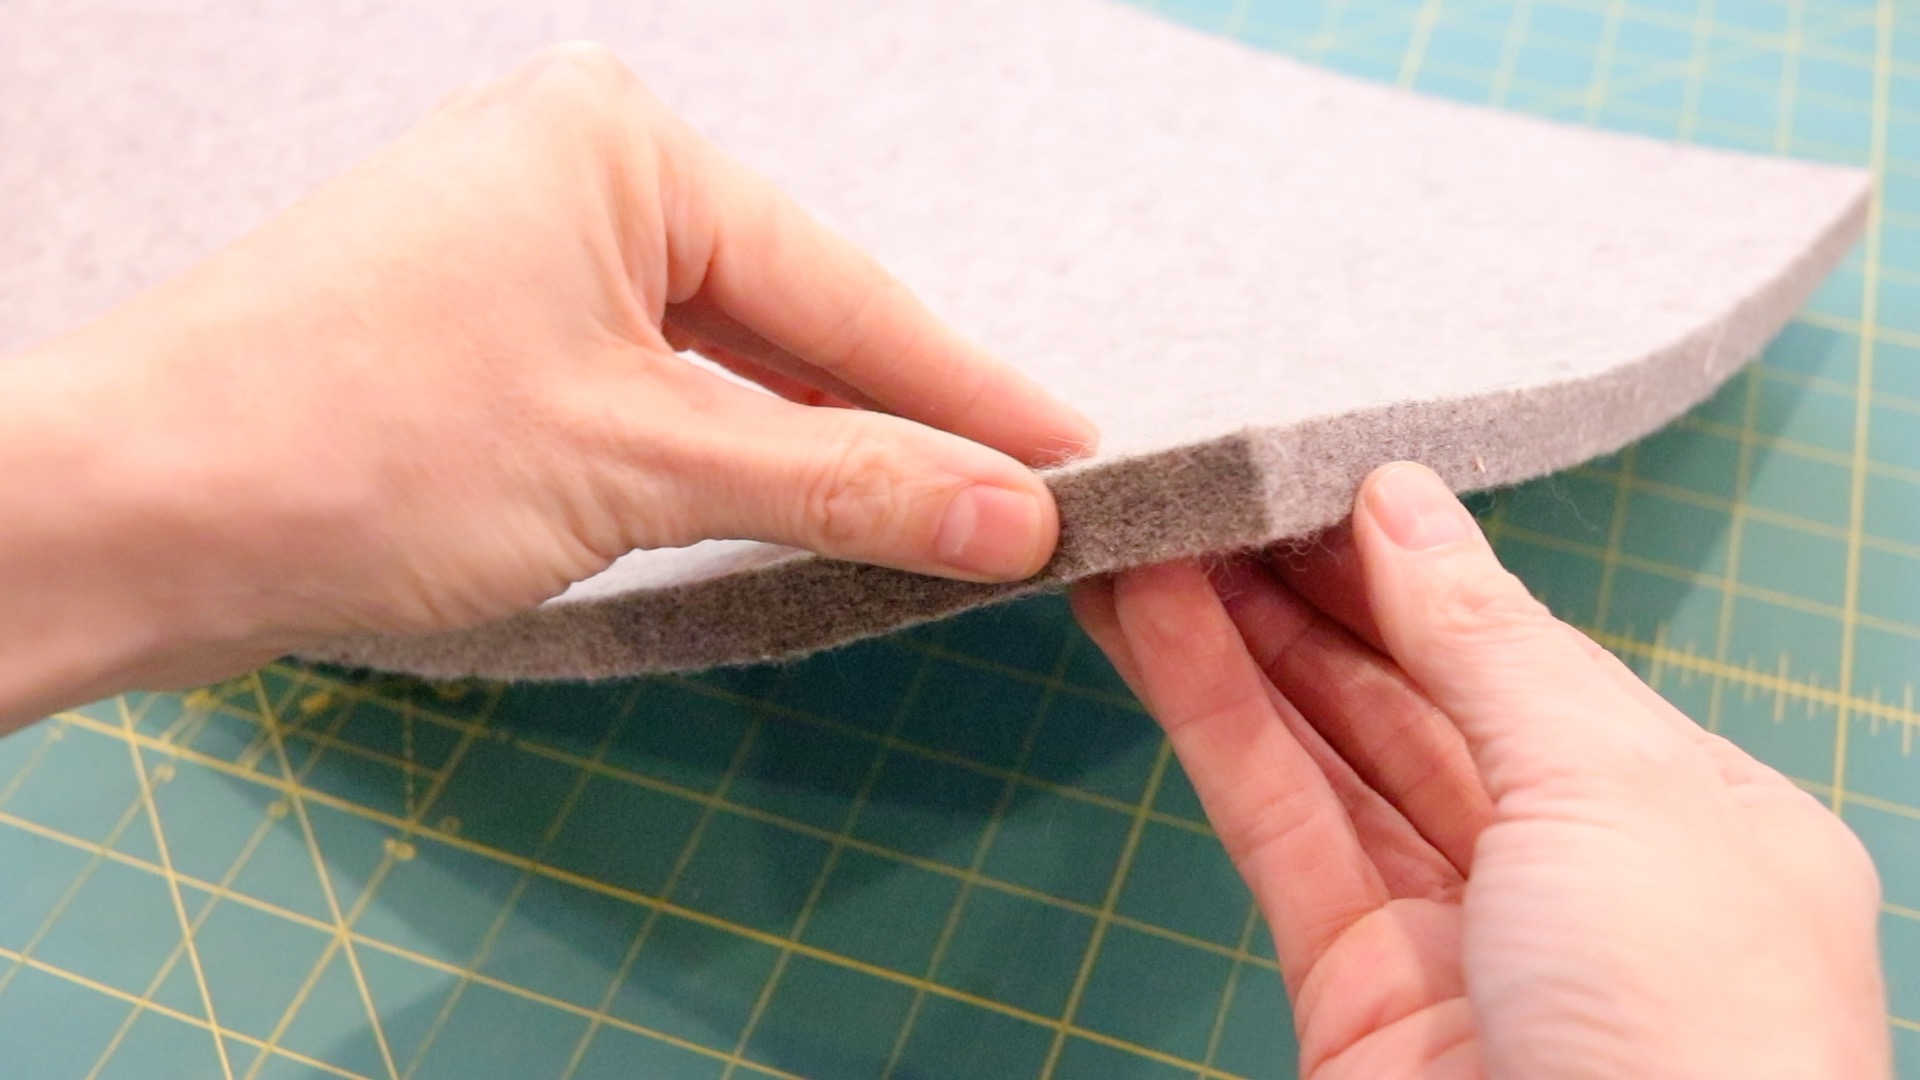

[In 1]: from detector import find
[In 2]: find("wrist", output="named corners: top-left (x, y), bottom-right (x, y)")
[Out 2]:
top-left (0, 336), bottom-right (280, 731)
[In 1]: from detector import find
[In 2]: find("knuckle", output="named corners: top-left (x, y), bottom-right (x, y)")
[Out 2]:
top-left (1830, 823), bottom-right (1884, 902)
top-left (526, 41), bottom-right (636, 90)
top-left (427, 82), bottom-right (482, 115)
top-left (1216, 783), bottom-right (1336, 868)
top-left (504, 43), bottom-right (655, 128)
top-left (798, 434), bottom-right (916, 551)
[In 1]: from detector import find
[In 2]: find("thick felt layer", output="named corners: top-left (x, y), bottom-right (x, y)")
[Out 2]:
top-left (1, 0), bottom-right (1868, 679)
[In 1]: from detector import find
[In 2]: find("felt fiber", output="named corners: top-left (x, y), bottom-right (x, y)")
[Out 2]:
top-left (0, 0), bottom-right (1868, 679)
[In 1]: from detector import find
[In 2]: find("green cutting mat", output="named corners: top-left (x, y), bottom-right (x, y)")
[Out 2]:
top-left (3, 0), bottom-right (1917, 1076)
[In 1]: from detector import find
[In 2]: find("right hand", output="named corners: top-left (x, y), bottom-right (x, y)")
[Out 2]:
top-left (1072, 462), bottom-right (1888, 1078)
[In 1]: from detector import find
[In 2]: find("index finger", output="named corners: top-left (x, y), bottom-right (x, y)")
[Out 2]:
top-left (1112, 561), bottom-right (1389, 997)
top-left (670, 131), bottom-right (1098, 468)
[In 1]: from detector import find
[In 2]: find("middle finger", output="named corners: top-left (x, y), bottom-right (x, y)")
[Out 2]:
top-left (1214, 556), bottom-right (1493, 877)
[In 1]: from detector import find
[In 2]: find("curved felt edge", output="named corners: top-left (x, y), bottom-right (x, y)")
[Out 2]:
top-left (305, 435), bottom-right (1272, 678)
top-left (1252, 178), bottom-right (1875, 541)
top-left (303, 181), bottom-right (1871, 681)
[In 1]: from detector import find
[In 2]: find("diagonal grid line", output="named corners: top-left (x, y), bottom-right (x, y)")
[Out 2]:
top-left (109, 695), bottom-right (236, 1080)
top-left (237, 679), bottom-right (499, 1080)
top-left (82, 792), bottom-right (288, 1080)
top-left (235, 671), bottom-right (401, 1080)
top-left (396, 682), bottom-right (647, 1078)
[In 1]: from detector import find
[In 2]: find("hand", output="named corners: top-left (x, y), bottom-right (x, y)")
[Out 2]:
top-left (0, 45), bottom-right (1094, 723)
top-left (1071, 462), bottom-right (1887, 1078)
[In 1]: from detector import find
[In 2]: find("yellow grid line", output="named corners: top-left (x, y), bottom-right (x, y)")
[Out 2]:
top-left (0, 944), bottom-right (373, 1080)
top-left (1292, 4), bottom-right (1883, 140)
top-left (400, 682), bottom-right (647, 1078)
top-left (1481, 26), bottom-right (1895, 114)
top-left (58, 667), bottom-right (1920, 983)
top-left (510, 732), bottom-right (1267, 963)
top-left (0, 809), bottom-right (798, 1080)
top-left (878, 629), bottom-right (1088, 1080)
top-left (18, 522), bottom-right (1920, 1076)
top-left (1273, 0), bottom-right (1918, 82)
top-left (1789, 778), bottom-right (1919, 824)
top-left (80, 808), bottom-right (286, 1079)
top-left (1705, 371), bottom-right (1767, 735)
top-left (233, 672), bottom-right (400, 1080)
top-left (7, 3), bottom-right (1918, 1077)
top-left (197, 683), bottom-right (1222, 854)
top-left (1220, 0), bottom-right (1257, 39)
top-left (1306, 0), bottom-right (1360, 59)
top-left (232, 673), bottom-right (498, 1080)
top-left (1394, 0), bottom-right (1450, 85)
top-left (1829, 0), bottom-right (1894, 816)
top-left (1802, 309), bottom-right (1920, 353)
top-left (889, 638), bottom-right (1145, 712)
top-left (717, 645), bottom-right (944, 1080)
top-left (0, 782), bottom-right (149, 1003)
top-left (1519, 0), bottom-right (1891, 65)
top-left (1197, 905), bottom-right (1269, 1078)
top-left (1524, 7), bottom-right (1881, 114)
top-left (1487, 0), bottom-right (1539, 107)
top-left (1588, 448), bottom-right (1639, 631)
top-left (1672, 413), bottom-right (1920, 504)
top-left (192, 655), bottom-right (1168, 840)
top-left (236, 717), bottom-right (443, 1075)
top-left (1591, 628), bottom-right (1920, 762)
top-left (0, 722), bottom-right (67, 811)
top-left (1038, 740), bottom-right (1179, 1078)
top-left (191, 657), bottom-right (1167, 841)
top-left (1581, 0), bottom-right (1630, 124)
top-left (1499, 510), bottom-right (1920, 681)
top-left (1703, 0), bottom-right (1807, 736)
top-left (1314, 0), bottom-right (1496, 62)
top-left (555, 692), bottom-right (770, 1080)
top-left (1749, 365), bottom-right (1905, 425)
top-left (1680, 0), bottom-right (1719, 141)
top-left (1574, 0), bottom-right (1652, 629)
top-left (654, 674), bottom-right (1214, 834)
top-left (1321, 55), bottom-right (1885, 168)
top-left (11, 714), bottom-right (1283, 1079)
top-left (47, 706), bottom-right (1292, 974)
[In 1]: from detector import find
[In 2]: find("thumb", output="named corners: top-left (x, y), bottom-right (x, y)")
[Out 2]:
top-left (656, 374), bottom-right (1060, 582)
top-left (1350, 462), bottom-right (1685, 798)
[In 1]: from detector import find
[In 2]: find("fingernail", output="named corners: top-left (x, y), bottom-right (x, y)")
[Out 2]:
top-left (1366, 463), bottom-right (1477, 551)
top-left (1065, 408), bottom-right (1102, 454)
top-left (1036, 411), bottom-right (1102, 466)
top-left (937, 485), bottom-right (1048, 579)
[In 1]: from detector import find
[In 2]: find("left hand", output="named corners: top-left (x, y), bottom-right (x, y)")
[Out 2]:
top-left (0, 44), bottom-right (1095, 725)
